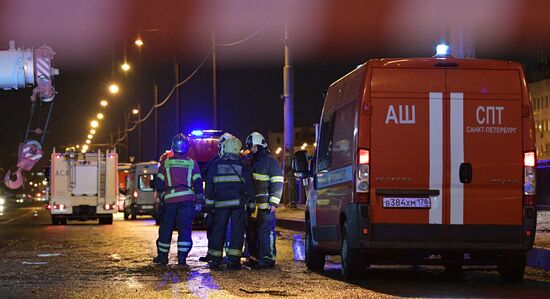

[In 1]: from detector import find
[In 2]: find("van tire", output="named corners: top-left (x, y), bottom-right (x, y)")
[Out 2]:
top-left (498, 252), bottom-right (526, 282)
top-left (443, 253), bottom-right (463, 279)
top-left (131, 211), bottom-right (137, 220)
top-left (341, 222), bottom-right (363, 280)
top-left (123, 212), bottom-right (129, 220)
top-left (51, 215), bottom-right (59, 225)
top-left (99, 215), bottom-right (113, 225)
top-left (59, 218), bottom-right (67, 225)
top-left (305, 218), bottom-right (325, 271)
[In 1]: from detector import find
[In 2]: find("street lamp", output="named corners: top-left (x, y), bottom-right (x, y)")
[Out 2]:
top-left (90, 120), bottom-right (99, 128)
top-left (109, 84), bottom-right (119, 94)
top-left (121, 63), bottom-right (130, 72)
top-left (87, 134), bottom-right (93, 139)
top-left (134, 39), bottom-right (144, 47)
top-left (100, 100), bottom-right (108, 107)
top-left (132, 108), bottom-right (139, 115)
top-left (82, 144), bottom-right (89, 151)
top-left (85, 139), bottom-right (91, 144)
top-left (97, 113), bottom-right (104, 120)
top-left (90, 129), bottom-right (96, 134)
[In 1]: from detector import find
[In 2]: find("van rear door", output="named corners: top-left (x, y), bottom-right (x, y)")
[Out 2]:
top-left (446, 69), bottom-right (523, 242)
top-left (369, 68), bottom-right (446, 243)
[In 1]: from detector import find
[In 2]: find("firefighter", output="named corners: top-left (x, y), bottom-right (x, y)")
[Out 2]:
top-left (245, 132), bottom-right (284, 269)
top-left (199, 132), bottom-right (235, 263)
top-left (152, 133), bottom-right (204, 265)
top-left (205, 137), bottom-right (254, 269)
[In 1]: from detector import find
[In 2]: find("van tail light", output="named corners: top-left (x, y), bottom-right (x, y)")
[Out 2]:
top-left (133, 191), bottom-right (138, 199)
top-left (523, 151), bottom-right (536, 200)
top-left (104, 203), bottom-right (111, 210)
top-left (356, 148), bottom-right (370, 195)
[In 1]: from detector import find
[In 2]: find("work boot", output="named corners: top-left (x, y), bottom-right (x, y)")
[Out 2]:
top-left (198, 255), bottom-right (210, 262)
top-left (178, 258), bottom-right (187, 266)
top-left (208, 260), bottom-right (222, 270)
top-left (252, 261), bottom-right (275, 269)
top-left (227, 261), bottom-right (242, 270)
top-left (243, 258), bottom-right (258, 268)
top-left (153, 254), bottom-right (168, 265)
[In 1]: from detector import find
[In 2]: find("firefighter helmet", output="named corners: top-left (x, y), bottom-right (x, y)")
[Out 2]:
top-left (221, 137), bottom-right (242, 156)
top-left (245, 132), bottom-right (267, 150)
top-left (171, 133), bottom-right (190, 153)
top-left (218, 132), bottom-right (235, 157)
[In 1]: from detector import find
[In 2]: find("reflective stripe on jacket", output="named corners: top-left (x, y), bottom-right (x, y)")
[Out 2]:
top-left (205, 154), bottom-right (254, 209)
top-left (155, 151), bottom-right (203, 203)
top-left (250, 150), bottom-right (283, 209)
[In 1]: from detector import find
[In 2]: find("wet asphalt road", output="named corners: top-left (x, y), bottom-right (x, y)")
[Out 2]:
top-left (1, 202), bottom-right (550, 298)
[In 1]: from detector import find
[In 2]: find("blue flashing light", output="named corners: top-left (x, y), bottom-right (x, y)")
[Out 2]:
top-left (191, 130), bottom-right (204, 137)
top-left (436, 44), bottom-right (450, 56)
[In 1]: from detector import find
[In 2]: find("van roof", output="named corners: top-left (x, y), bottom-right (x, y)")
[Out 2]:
top-left (365, 57), bottom-right (522, 70)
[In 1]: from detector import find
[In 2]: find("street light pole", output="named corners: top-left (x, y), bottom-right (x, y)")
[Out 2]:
top-left (174, 58), bottom-right (181, 132)
top-left (212, 31), bottom-right (218, 129)
top-left (124, 113), bottom-right (129, 162)
top-left (137, 103), bottom-right (142, 162)
top-left (154, 81), bottom-right (159, 159)
top-left (283, 23), bottom-right (296, 207)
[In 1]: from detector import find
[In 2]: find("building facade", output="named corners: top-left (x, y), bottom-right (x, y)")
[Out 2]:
top-left (529, 78), bottom-right (550, 160)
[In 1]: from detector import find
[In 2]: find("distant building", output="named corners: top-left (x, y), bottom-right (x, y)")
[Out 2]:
top-left (529, 78), bottom-right (550, 160)
top-left (268, 127), bottom-right (316, 162)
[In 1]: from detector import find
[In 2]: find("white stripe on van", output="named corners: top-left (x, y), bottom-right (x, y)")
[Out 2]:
top-left (450, 92), bottom-right (464, 225)
top-left (429, 92), bottom-right (443, 224)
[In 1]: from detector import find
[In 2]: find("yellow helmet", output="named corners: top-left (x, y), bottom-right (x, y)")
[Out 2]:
top-left (221, 137), bottom-right (242, 156)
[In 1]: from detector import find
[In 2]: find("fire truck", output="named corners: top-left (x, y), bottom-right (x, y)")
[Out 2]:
top-left (49, 150), bottom-right (118, 225)
top-left (293, 49), bottom-right (536, 282)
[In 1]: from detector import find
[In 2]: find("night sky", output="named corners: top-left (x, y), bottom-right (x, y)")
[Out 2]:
top-left (1, 0), bottom-right (550, 173)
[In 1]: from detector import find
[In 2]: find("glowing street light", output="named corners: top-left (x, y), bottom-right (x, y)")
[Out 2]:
top-left (121, 63), bottom-right (130, 72)
top-left (109, 84), bottom-right (119, 94)
top-left (90, 129), bottom-right (96, 134)
top-left (90, 120), bottom-right (99, 128)
top-left (85, 139), bottom-right (91, 144)
top-left (82, 144), bottom-right (89, 151)
top-left (87, 134), bottom-right (93, 139)
top-left (134, 39), bottom-right (144, 47)
top-left (76, 145), bottom-right (80, 149)
top-left (81, 149), bottom-right (86, 153)
top-left (97, 113), bottom-right (104, 120)
top-left (132, 108), bottom-right (139, 115)
top-left (100, 100), bottom-right (108, 107)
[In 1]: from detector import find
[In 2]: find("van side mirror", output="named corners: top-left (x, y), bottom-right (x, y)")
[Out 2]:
top-left (293, 150), bottom-right (311, 178)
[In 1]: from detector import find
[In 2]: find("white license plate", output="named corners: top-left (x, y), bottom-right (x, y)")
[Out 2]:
top-left (142, 205), bottom-right (154, 209)
top-left (382, 197), bottom-right (431, 208)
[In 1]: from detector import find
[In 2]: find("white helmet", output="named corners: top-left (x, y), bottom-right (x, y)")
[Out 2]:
top-left (218, 132), bottom-right (235, 157)
top-left (245, 132), bottom-right (267, 150)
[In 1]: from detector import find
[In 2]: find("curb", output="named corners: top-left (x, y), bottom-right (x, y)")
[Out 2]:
top-left (277, 218), bottom-right (550, 271)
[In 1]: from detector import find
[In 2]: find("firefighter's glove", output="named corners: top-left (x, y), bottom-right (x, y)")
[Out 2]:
top-left (194, 203), bottom-right (202, 213)
top-left (268, 205), bottom-right (277, 213)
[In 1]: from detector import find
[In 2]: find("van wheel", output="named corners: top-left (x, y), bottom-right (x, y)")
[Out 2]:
top-left (51, 215), bottom-right (59, 225)
top-left (123, 212), bottom-right (129, 220)
top-left (131, 212), bottom-right (137, 220)
top-left (341, 222), bottom-right (363, 280)
top-left (498, 252), bottom-right (526, 282)
top-left (59, 218), bottom-right (67, 225)
top-left (443, 253), bottom-right (463, 279)
top-left (99, 215), bottom-right (113, 225)
top-left (305, 218), bottom-right (325, 271)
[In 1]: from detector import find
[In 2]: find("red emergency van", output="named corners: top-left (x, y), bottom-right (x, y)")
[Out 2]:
top-left (293, 57), bottom-right (537, 281)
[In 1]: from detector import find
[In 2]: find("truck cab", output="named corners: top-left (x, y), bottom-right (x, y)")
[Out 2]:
top-left (294, 57), bottom-right (537, 282)
top-left (123, 162), bottom-right (158, 220)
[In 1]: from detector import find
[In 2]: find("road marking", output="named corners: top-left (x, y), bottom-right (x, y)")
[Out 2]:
top-left (0, 210), bottom-right (36, 225)
top-left (429, 92), bottom-right (443, 224)
top-left (450, 92), bottom-right (464, 225)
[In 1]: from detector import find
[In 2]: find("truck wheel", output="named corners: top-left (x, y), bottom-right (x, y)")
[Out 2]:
top-left (99, 215), bottom-right (113, 225)
top-left (51, 215), bottom-right (59, 225)
top-left (341, 222), bottom-right (364, 280)
top-left (59, 218), bottom-right (67, 225)
top-left (498, 252), bottom-right (526, 282)
top-left (123, 212), bottom-right (129, 220)
top-left (131, 211), bottom-right (137, 220)
top-left (305, 218), bottom-right (325, 271)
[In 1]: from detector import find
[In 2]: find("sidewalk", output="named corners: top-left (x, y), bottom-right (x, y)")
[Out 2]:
top-left (276, 206), bottom-right (550, 271)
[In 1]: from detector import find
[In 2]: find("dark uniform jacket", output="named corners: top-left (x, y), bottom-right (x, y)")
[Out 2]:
top-left (249, 148), bottom-right (284, 209)
top-left (205, 154), bottom-right (254, 209)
